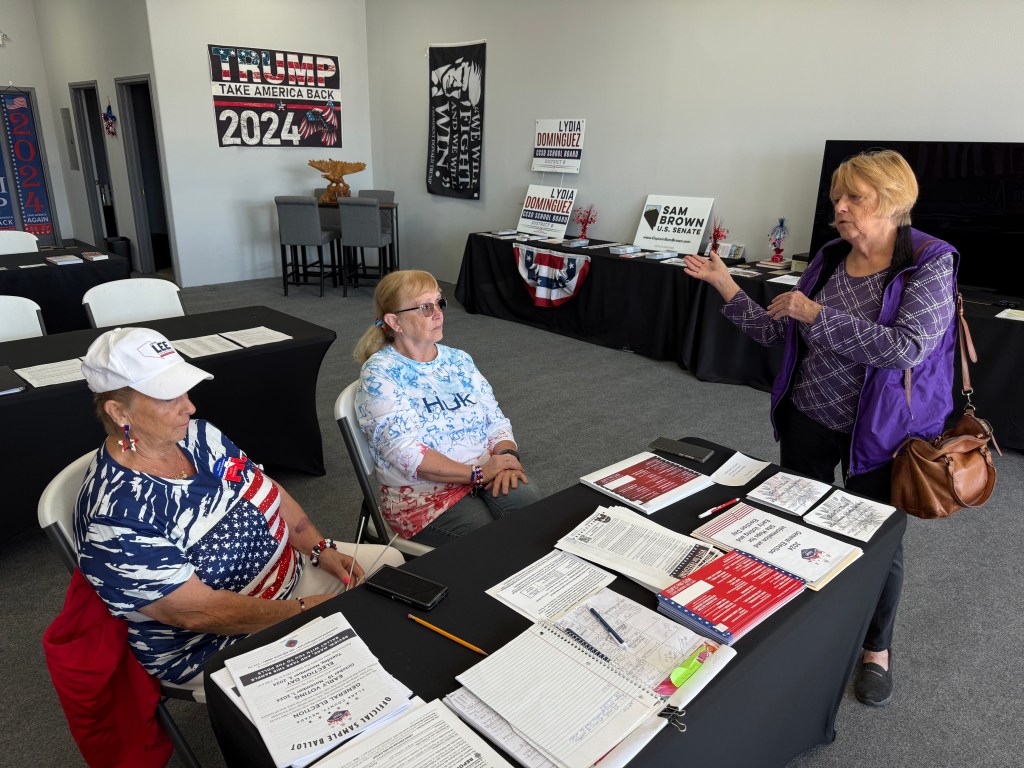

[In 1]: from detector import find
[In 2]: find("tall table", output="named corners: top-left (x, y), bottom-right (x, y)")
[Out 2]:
top-left (0, 248), bottom-right (130, 332)
top-left (1, 306), bottom-right (334, 535)
top-left (205, 436), bottom-right (904, 768)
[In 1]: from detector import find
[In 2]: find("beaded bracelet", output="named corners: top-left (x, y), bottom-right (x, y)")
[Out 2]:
top-left (310, 538), bottom-right (337, 568)
top-left (297, 597), bottom-right (307, 612)
top-left (470, 465), bottom-right (485, 496)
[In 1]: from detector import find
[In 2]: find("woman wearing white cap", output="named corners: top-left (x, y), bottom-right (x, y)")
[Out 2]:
top-left (75, 326), bottom-right (403, 694)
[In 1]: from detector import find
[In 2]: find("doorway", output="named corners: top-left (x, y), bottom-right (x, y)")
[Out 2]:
top-left (69, 82), bottom-right (117, 253)
top-left (116, 76), bottom-right (172, 277)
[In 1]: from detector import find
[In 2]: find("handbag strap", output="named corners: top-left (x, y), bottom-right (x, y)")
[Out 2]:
top-left (955, 291), bottom-right (977, 399)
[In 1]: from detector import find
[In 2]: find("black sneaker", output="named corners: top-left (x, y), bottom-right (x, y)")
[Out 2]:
top-left (854, 652), bottom-right (893, 707)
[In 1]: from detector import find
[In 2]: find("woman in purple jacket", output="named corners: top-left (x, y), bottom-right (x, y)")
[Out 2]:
top-left (683, 149), bottom-right (958, 708)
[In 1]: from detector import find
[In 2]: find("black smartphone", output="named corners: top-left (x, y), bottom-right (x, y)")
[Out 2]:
top-left (364, 565), bottom-right (449, 611)
top-left (648, 437), bottom-right (715, 463)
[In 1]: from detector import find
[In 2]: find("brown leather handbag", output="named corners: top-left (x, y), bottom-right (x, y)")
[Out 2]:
top-left (891, 293), bottom-right (1000, 519)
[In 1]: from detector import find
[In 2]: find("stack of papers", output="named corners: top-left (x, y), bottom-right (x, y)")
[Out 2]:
top-left (746, 471), bottom-right (832, 516)
top-left (313, 700), bottom-right (512, 768)
top-left (221, 613), bottom-right (413, 768)
top-left (689, 503), bottom-right (863, 591)
top-left (580, 452), bottom-right (713, 514)
top-left (657, 550), bottom-right (805, 645)
top-left (220, 326), bottom-right (292, 347)
top-left (803, 489), bottom-right (895, 542)
top-left (46, 254), bottom-right (83, 265)
top-left (555, 505), bottom-right (722, 592)
top-left (485, 550), bottom-right (615, 622)
top-left (170, 334), bottom-right (243, 358)
top-left (14, 359), bottom-right (85, 388)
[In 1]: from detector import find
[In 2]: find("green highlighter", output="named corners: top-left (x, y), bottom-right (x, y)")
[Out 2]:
top-left (670, 644), bottom-right (712, 687)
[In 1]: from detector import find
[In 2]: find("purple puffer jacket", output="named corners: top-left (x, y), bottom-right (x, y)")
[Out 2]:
top-left (769, 229), bottom-right (959, 478)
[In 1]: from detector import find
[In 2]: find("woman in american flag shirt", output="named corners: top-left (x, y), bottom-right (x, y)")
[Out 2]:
top-left (75, 327), bottom-right (402, 696)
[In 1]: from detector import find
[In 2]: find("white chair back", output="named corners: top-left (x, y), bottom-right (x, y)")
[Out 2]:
top-left (37, 452), bottom-right (95, 572)
top-left (0, 230), bottom-right (39, 255)
top-left (0, 295), bottom-right (46, 341)
top-left (334, 381), bottom-right (433, 557)
top-left (82, 278), bottom-right (185, 328)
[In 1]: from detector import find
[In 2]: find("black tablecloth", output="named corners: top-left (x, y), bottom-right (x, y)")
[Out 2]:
top-left (456, 234), bottom-right (1023, 450)
top-left (455, 233), bottom-right (701, 363)
top-left (0, 248), bottom-right (131, 332)
top-left (1, 306), bottom-right (334, 535)
top-left (205, 436), bottom-right (905, 768)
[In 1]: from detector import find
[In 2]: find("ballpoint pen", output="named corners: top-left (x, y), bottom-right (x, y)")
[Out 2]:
top-left (698, 498), bottom-right (740, 519)
top-left (588, 606), bottom-right (627, 648)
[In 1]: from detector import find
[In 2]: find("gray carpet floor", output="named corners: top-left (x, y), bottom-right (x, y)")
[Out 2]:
top-left (4, 275), bottom-right (1021, 767)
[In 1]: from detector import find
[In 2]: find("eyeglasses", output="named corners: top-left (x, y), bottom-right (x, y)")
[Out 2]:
top-left (394, 296), bottom-right (447, 317)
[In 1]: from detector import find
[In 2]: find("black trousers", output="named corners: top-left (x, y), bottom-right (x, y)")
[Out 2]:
top-left (777, 401), bottom-right (903, 652)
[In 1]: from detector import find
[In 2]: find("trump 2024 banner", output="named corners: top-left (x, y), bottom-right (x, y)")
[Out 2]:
top-left (208, 44), bottom-right (341, 148)
top-left (1, 92), bottom-right (55, 237)
top-left (633, 195), bottom-right (715, 254)
top-left (532, 119), bottom-right (585, 173)
top-left (517, 184), bottom-right (577, 239)
top-left (426, 40), bottom-right (485, 198)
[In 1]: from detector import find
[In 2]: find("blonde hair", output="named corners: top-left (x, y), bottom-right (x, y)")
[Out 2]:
top-left (831, 149), bottom-right (919, 227)
top-left (353, 270), bottom-right (441, 364)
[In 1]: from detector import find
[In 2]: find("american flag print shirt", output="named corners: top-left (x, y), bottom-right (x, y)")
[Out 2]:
top-left (356, 344), bottom-right (516, 538)
top-left (74, 420), bottom-right (299, 684)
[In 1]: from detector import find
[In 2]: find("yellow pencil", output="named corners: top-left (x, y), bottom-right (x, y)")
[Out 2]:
top-left (407, 614), bottom-right (487, 656)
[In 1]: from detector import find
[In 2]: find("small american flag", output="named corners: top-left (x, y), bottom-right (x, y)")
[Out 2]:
top-left (6, 96), bottom-right (28, 109)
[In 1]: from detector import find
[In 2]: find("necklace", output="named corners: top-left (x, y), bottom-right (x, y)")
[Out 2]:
top-left (115, 439), bottom-right (192, 479)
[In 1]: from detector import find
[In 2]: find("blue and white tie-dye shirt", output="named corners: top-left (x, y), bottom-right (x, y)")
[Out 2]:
top-left (356, 344), bottom-right (516, 538)
top-left (74, 420), bottom-right (300, 684)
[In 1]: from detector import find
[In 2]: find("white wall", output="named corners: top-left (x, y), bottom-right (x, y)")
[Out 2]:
top-left (32, 0), bottom-right (155, 259)
top-left (146, 0), bottom-right (375, 287)
top-left (365, 0), bottom-right (1024, 283)
top-left (0, 0), bottom-right (74, 242)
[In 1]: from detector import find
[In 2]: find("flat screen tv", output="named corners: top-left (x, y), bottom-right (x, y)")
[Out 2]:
top-left (808, 140), bottom-right (1024, 298)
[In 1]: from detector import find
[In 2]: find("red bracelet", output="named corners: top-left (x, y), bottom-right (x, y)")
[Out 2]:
top-left (297, 597), bottom-right (307, 611)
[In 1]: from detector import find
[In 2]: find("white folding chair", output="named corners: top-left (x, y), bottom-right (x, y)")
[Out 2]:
top-left (0, 295), bottom-right (46, 341)
top-left (0, 230), bottom-right (39, 254)
top-left (82, 277), bottom-right (185, 328)
top-left (334, 381), bottom-right (433, 558)
top-left (38, 452), bottom-right (203, 768)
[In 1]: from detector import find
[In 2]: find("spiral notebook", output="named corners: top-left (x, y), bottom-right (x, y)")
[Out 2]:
top-left (456, 622), bottom-right (664, 768)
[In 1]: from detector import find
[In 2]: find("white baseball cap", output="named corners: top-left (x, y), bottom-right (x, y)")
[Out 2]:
top-left (81, 327), bottom-right (213, 399)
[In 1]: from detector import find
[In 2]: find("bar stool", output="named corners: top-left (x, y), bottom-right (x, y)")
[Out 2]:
top-left (274, 196), bottom-right (342, 297)
top-left (338, 197), bottom-right (394, 282)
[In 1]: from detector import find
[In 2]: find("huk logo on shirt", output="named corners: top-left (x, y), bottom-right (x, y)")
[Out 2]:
top-left (422, 393), bottom-right (476, 413)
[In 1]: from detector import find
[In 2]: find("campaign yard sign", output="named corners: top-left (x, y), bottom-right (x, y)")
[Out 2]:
top-left (517, 184), bottom-right (578, 239)
top-left (633, 195), bottom-right (714, 254)
top-left (208, 44), bottom-right (342, 148)
top-left (532, 119), bottom-right (585, 173)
